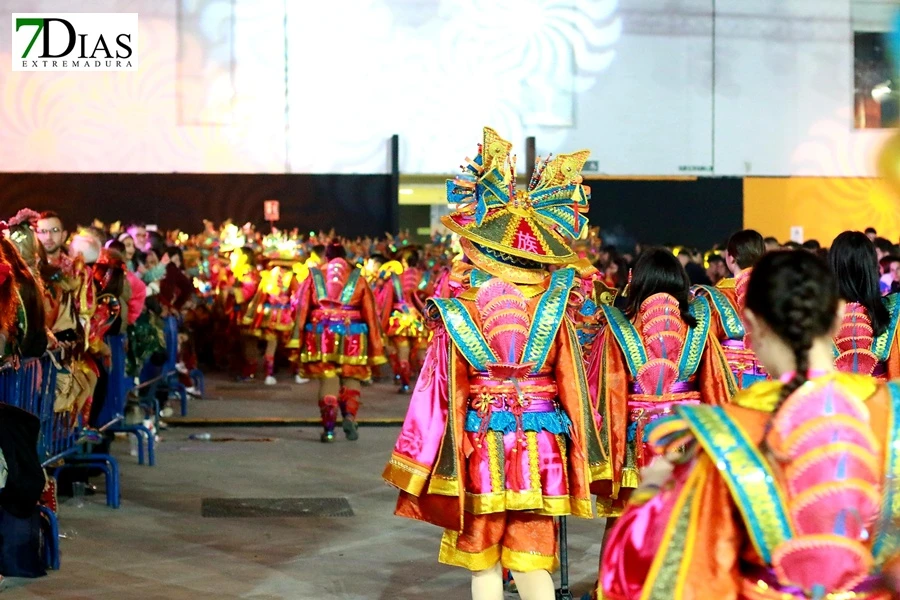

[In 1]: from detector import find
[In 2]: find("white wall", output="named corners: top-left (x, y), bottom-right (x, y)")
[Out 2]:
top-left (0, 0), bottom-right (893, 175)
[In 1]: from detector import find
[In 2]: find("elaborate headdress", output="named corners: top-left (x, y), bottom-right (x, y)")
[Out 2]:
top-left (442, 127), bottom-right (590, 283)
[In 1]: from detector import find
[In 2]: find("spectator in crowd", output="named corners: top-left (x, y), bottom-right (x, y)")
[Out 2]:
top-left (874, 236), bottom-right (895, 262)
top-left (35, 211), bottom-right (68, 267)
top-left (107, 241), bottom-right (146, 325)
top-left (802, 239), bottom-right (821, 252)
top-left (880, 254), bottom-right (900, 295)
top-left (763, 236), bottom-right (780, 251)
top-left (117, 232), bottom-right (140, 272)
top-left (126, 222), bottom-right (150, 253)
top-left (678, 248), bottom-right (711, 285)
top-left (866, 226), bottom-right (878, 241)
top-left (706, 253), bottom-right (728, 284)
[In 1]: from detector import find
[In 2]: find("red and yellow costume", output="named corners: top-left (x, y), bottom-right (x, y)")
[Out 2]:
top-left (832, 295), bottom-right (900, 380)
top-left (601, 372), bottom-right (900, 600)
top-left (587, 292), bottom-right (737, 516)
top-left (695, 269), bottom-right (767, 388)
top-left (289, 255), bottom-right (386, 438)
top-left (377, 260), bottom-right (428, 390)
top-left (384, 127), bottom-right (604, 575)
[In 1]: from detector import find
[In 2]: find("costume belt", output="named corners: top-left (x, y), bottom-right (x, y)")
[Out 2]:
top-left (739, 564), bottom-right (887, 599)
top-left (626, 391), bottom-right (700, 469)
top-left (468, 375), bottom-right (560, 437)
top-left (722, 339), bottom-right (767, 376)
top-left (311, 308), bottom-right (362, 321)
top-left (629, 380), bottom-right (698, 395)
top-left (467, 373), bottom-right (563, 491)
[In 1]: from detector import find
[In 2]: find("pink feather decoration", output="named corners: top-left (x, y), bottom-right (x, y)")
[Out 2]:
top-left (475, 278), bottom-right (532, 379)
top-left (634, 294), bottom-right (685, 395)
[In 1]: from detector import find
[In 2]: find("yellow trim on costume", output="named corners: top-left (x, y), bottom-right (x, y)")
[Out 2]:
top-left (382, 455), bottom-right (430, 496)
top-left (427, 474), bottom-right (460, 496)
top-left (566, 497), bottom-right (594, 519)
top-left (439, 530), bottom-right (500, 571)
top-left (715, 278), bottom-right (736, 290)
top-left (640, 462), bottom-right (707, 600)
top-left (461, 492), bottom-right (586, 517)
top-left (370, 355), bottom-right (388, 366)
top-left (299, 351), bottom-right (371, 366)
top-left (458, 282), bottom-right (546, 301)
top-left (556, 433), bottom-right (570, 491)
top-left (526, 432), bottom-right (541, 492)
top-left (503, 546), bottom-right (559, 573)
top-left (673, 461), bottom-right (709, 597)
top-left (487, 431), bottom-right (504, 493)
top-left (459, 238), bottom-right (552, 284)
top-left (732, 381), bottom-right (782, 412)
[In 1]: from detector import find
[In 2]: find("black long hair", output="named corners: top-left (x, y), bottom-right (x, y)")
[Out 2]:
top-left (625, 247), bottom-right (696, 327)
top-left (828, 231), bottom-right (889, 337)
top-left (746, 250), bottom-right (838, 413)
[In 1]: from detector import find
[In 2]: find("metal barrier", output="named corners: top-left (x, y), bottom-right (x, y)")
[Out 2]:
top-left (0, 351), bottom-right (122, 571)
top-left (97, 335), bottom-right (155, 466)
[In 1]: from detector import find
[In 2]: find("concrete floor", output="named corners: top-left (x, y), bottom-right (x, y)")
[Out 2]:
top-left (1, 373), bottom-right (607, 599)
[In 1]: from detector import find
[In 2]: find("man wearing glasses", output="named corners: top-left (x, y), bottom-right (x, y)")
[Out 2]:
top-left (36, 210), bottom-right (68, 266)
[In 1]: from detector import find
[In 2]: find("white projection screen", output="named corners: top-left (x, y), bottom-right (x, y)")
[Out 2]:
top-left (2, 0), bottom-right (881, 177)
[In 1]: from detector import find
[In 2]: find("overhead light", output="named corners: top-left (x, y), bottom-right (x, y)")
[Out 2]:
top-left (872, 81), bottom-right (892, 101)
top-left (399, 188), bottom-right (414, 195)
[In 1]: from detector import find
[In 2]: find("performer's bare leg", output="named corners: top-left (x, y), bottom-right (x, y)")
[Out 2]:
top-left (510, 569), bottom-right (555, 600)
top-left (471, 563), bottom-right (503, 600)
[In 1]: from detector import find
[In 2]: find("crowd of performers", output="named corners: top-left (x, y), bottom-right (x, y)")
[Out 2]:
top-left (378, 127), bottom-right (900, 600)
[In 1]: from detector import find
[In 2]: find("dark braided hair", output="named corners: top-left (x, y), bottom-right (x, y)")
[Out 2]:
top-left (745, 250), bottom-right (839, 428)
top-left (625, 247), bottom-right (697, 327)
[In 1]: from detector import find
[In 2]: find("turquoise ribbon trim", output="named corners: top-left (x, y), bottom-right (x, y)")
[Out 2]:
top-left (694, 285), bottom-right (745, 339)
top-left (522, 268), bottom-right (576, 373)
top-left (677, 404), bottom-right (792, 563)
top-left (306, 322), bottom-right (368, 335)
top-left (470, 269), bottom-right (492, 288)
top-left (601, 304), bottom-right (647, 378)
top-left (464, 409), bottom-right (572, 435)
top-left (677, 297), bottom-right (711, 382)
top-left (431, 298), bottom-right (497, 371)
top-left (874, 294), bottom-right (900, 362)
top-left (874, 381), bottom-right (900, 565)
top-left (310, 269), bottom-right (327, 301)
top-left (340, 269), bottom-right (361, 305)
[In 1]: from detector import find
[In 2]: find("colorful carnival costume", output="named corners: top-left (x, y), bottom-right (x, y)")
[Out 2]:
top-left (383, 128), bottom-right (604, 595)
top-left (288, 248), bottom-right (386, 442)
top-left (378, 260), bottom-right (427, 392)
top-left (601, 372), bottom-right (900, 600)
top-left (587, 290), bottom-right (737, 516)
top-left (832, 295), bottom-right (900, 380)
top-left (241, 261), bottom-right (303, 384)
top-left (694, 270), bottom-right (767, 388)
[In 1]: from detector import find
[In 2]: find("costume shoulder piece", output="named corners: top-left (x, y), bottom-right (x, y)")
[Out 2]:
top-left (430, 268), bottom-right (575, 374)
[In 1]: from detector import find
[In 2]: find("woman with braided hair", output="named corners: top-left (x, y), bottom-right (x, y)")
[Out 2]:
top-left (598, 249), bottom-right (900, 600)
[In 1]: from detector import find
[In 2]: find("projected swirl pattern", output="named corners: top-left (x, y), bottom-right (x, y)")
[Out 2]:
top-left (0, 0), bottom-right (620, 174)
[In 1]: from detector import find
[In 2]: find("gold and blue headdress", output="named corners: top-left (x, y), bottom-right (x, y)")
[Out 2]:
top-left (442, 127), bottom-right (590, 276)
